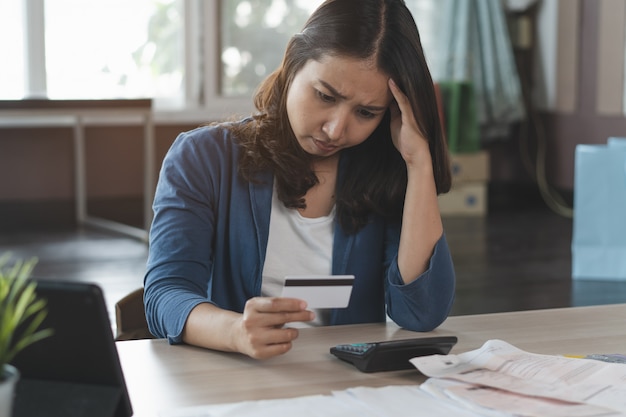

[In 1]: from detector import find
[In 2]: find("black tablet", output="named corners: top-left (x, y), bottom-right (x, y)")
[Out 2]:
top-left (10, 280), bottom-right (133, 417)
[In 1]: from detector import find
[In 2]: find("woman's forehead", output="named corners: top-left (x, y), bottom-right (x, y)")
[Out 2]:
top-left (300, 55), bottom-right (392, 105)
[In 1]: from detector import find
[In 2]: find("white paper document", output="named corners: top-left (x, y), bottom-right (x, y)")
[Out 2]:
top-left (421, 378), bottom-right (621, 417)
top-left (161, 385), bottom-right (490, 417)
top-left (411, 339), bottom-right (626, 417)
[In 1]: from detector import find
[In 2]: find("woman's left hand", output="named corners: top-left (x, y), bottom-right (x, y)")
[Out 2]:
top-left (387, 79), bottom-right (443, 284)
top-left (388, 79), bottom-right (431, 168)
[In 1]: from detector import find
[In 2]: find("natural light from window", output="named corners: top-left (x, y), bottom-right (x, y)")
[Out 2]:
top-left (44, 0), bottom-right (182, 102)
top-left (0, 1), bottom-right (25, 99)
top-left (2, 0), bottom-right (440, 117)
top-left (220, 0), bottom-right (325, 97)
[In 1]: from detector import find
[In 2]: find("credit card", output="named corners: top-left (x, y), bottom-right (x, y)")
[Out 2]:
top-left (281, 275), bottom-right (355, 309)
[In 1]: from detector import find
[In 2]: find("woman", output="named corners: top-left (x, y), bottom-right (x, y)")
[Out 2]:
top-left (144, 0), bottom-right (455, 360)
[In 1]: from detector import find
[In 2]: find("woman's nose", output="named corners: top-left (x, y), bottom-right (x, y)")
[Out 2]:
top-left (322, 111), bottom-right (348, 141)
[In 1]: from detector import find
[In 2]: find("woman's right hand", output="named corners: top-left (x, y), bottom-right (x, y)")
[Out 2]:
top-left (182, 297), bottom-right (314, 359)
top-left (235, 297), bottom-right (314, 359)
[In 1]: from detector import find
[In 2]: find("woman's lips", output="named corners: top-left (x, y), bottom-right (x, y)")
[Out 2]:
top-left (313, 139), bottom-right (337, 153)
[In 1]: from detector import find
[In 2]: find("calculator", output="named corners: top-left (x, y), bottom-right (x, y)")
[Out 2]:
top-left (330, 336), bottom-right (458, 373)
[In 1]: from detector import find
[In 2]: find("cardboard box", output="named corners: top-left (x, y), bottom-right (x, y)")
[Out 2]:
top-left (450, 150), bottom-right (490, 184)
top-left (439, 182), bottom-right (487, 216)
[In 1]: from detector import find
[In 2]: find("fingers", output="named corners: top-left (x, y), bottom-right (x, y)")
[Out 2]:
top-left (387, 78), bottom-right (431, 166)
top-left (251, 296), bottom-right (308, 313)
top-left (245, 297), bottom-right (314, 325)
top-left (242, 326), bottom-right (300, 360)
top-left (388, 78), bottom-right (419, 132)
top-left (388, 78), bottom-right (410, 116)
top-left (238, 297), bottom-right (315, 360)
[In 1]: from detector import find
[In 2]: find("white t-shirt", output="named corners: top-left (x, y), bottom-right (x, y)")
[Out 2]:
top-left (261, 187), bottom-right (335, 326)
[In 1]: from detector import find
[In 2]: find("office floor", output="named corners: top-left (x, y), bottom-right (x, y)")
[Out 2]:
top-left (1, 206), bottom-right (625, 329)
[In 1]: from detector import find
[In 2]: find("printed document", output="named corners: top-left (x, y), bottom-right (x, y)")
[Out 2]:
top-left (411, 339), bottom-right (626, 416)
top-left (162, 385), bottom-right (493, 417)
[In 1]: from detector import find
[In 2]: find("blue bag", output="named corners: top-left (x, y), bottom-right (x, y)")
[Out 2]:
top-left (572, 137), bottom-right (626, 280)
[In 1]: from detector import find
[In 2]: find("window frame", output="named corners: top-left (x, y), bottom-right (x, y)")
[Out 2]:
top-left (171, 0), bottom-right (254, 123)
top-left (24, 0), bottom-right (47, 98)
top-left (21, 0), bottom-right (254, 124)
top-left (19, 1), bottom-right (561, 123)
top-left (138, 0), bottom-right (256, 123)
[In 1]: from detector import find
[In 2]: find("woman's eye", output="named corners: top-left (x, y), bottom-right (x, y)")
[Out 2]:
top-left (357, 109), bottom-right (376, 119)
top-left (316, 90), bottom-right (334, 103)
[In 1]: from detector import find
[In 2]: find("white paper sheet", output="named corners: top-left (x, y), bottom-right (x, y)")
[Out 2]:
top-left (422, 378), bottom-right (622, 417)
top-left (160, 385), bottom-right (491, 417)
top-left (411, 339), bottom-right (626, 416)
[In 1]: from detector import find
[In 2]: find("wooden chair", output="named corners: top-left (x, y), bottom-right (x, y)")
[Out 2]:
top-left (114, 287), bottom-right (155, 341)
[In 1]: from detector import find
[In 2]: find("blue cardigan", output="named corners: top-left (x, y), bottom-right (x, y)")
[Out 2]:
top-left (144, 124), bottom-right (456, 343)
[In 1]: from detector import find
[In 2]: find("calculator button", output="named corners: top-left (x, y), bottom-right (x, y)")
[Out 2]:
top-left (337, 343), bottom-right (374, 355)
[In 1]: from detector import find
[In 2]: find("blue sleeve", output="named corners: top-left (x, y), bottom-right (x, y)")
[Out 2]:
top-left (384, 233), bottom-right (456, 331)
top-left (143, 129), bottom-right (219, 344)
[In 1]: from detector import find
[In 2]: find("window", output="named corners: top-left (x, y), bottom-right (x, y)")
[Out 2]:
top-left (220, 0), bottom-right (324, 97)
top-left (405, 0), bottom-right (440, 69)
top-left (44, 0), bottom-right (183, 103)
top-left (7, 0), bottom-right (440, 120)
top-left (0, 1), bottom-right (25, 99)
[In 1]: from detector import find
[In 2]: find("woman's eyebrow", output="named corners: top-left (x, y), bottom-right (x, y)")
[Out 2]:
top-left (319, 80), bottom-right (346, 99)
top-left (318, 79), bottom-right (388, 111)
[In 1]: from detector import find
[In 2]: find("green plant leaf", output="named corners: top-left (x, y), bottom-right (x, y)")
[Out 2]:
top-left (0, 253), bottom-right (52, 370)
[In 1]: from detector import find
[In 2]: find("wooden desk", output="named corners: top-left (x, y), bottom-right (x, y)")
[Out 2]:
top-left (116, 304), bottom-right (626, 416)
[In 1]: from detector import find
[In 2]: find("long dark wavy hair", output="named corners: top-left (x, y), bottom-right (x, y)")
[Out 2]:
top-left (230, 0), bottom-right (451, 234)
